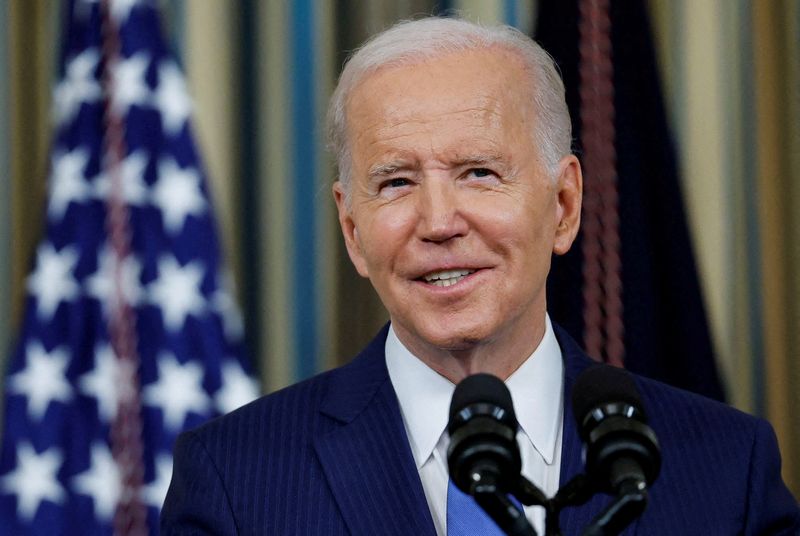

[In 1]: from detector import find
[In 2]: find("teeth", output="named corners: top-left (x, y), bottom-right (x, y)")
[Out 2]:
top-left (423, 269), bottom-right (475, 287)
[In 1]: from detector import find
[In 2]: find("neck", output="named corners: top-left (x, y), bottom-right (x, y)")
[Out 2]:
top-left (393, 318), bottom-right (547, 384)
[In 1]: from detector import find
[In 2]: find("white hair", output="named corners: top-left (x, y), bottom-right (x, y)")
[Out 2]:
top-left (327, 16), bottom-right (573, 200)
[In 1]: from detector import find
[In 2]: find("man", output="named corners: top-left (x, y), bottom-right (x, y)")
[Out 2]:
top-left (161, 17), bottom-right (799, 535)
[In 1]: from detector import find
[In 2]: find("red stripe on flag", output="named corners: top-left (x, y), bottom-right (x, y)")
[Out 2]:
top-left (99, 1), bottom-right (148, 534)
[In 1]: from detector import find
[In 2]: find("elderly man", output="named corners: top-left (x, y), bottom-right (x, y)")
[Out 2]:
top-left (161, 17), bottom-right (798, 535)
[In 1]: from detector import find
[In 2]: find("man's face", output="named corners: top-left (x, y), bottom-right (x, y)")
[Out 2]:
top-left (334, 47), bottom-right (581, 365)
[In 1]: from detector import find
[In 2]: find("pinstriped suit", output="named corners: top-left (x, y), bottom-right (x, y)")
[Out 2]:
top-left (161, 324), bottom-right (799, 535)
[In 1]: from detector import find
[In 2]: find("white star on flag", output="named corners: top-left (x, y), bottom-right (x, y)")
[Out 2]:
top-left (153, 60), bottom-right (192, 135)
top-left (52, 48), bottom-right (101, 126)
top-left (77, 344), bottom-right (119, 423)
top-left (0, 443), bottom-right (65, 521)
top-left (143, 352), bottom-right (211, 431)
top-left (142, 453), bottom-right (173, 509)
top-left (147, 255), bottom-right (206, 332)
top-left (111, 51), bottom-right (151, 114)
top-left (152, 157), bottom-right (207, 235)
top-left (92, 149), bottom-right (150, 205)
top-left (71, 442), bottom-right (120, 521)
top-left (84, 245), bottom-right (143, 318)
top-left (8, 342), bottom-right (73, 421)
top-left (0, 2), bottom-right (257, 532)
top-left (215, 360), bottom-right (260, 414)
top-left (26, 242), bottom-right (80, 321)
top-left (48, 148), bottom-right (93, 221)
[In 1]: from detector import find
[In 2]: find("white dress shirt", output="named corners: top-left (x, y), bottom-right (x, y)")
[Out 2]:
top-left (386, 316), bottom-right (564, 536)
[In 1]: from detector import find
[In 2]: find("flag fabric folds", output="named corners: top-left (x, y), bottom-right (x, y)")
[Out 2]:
top-left (0, 1), bottom-right (259, 533)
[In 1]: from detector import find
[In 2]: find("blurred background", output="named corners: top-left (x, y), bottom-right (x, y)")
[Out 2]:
top-left (0, 0), bottom-right (797, 498)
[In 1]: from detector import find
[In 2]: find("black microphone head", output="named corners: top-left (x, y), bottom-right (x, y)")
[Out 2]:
top-left (446, 373), bottom-right (520, 496)
top-left (448, 373), bottom-right (516, 426)
top-left (571, 364), bottom-right (661, 494)
top-left (572, 364), bottom-right (644, 426)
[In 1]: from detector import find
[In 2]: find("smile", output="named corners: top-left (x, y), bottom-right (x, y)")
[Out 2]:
top-left (421, 269), bottom-right (476, 287)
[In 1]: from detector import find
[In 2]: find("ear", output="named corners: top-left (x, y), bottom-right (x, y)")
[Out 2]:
top-left (552, 155), bottom-right (583, 255)
top-left (333, 181), bottom-right (370, 278)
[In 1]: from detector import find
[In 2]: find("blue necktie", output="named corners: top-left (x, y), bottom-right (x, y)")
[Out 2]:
top-left (447, 479), bottom-right (508, 535)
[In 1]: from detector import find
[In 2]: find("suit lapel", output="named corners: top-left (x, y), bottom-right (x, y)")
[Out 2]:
top-left (314, 326), bottom-right (436, 536)
top-left (555, 325), bottom-right (640, 536)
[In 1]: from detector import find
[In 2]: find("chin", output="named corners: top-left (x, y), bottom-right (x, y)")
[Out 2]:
top-left (417, 324), bottom-right (488, 352)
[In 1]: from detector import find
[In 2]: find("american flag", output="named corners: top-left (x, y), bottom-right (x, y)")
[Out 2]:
top-left (0, 0), bottom-right (259, 533)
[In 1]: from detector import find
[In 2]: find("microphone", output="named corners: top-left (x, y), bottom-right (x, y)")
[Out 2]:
top-left (447, 373), bottom-right (521, 494)
top-left (447, 373), bottom-right (535, 536)
top-left (571, 364), bottom-right (661, 499)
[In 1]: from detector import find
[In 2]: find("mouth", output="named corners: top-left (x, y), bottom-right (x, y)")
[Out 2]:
top-left (418, 269), bottom-right (477, 287)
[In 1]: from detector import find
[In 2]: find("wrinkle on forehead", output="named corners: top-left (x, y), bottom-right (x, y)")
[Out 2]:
top-left (358, 110), bottom-right (503, 150)
top-left (349, 94), bottom-right (507, 140)
top-left (382, 104), bottom-right (505, 132)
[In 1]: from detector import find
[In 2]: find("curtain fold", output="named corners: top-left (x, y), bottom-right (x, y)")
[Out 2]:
top-left (649, 0), bottom-right (799, 493)
top-left (751, 0), bottom-right (800, 491)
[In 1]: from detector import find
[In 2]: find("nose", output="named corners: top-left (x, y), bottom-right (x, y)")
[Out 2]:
top-left (416, 179), bottom-right (468, 243)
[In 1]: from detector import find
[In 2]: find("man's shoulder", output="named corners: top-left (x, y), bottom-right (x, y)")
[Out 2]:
top-left (204, 366), bottom-right (338, 431)
top-left (628, 363), bottom-right (799, 533)
top-left (554, 321), bottom-right (767, 457)
top-left (173, 367), bottom-right (334, 466)
top-left (554, 321), bottom-right (758, 432)
top-left (184, 325), bottom-right (392, 445)
top-left (553, 325), bottom-right (797, 532)
top-left (633, 371), bottom-right (761, 438)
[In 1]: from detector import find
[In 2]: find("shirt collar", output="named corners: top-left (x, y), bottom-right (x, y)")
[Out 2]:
top-left (506, 315), bottom-right (563, 465)
top-left (385, 315), bottom-right (564, 469)
top-left (385, 326), bottom-right (454, 470)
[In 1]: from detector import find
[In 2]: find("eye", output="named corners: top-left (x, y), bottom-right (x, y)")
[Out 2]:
top-left (469, 168), bottom-right (494, 178)
top-left (383, 178), bottom-right (411, 189)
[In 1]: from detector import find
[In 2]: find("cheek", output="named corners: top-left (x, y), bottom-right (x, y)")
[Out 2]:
top-left (357, 205), bottom-right (417, 268)
top-left (478, 197), bottom-right (557, 268)
top-left (478, 193), bottom-right (552, 237)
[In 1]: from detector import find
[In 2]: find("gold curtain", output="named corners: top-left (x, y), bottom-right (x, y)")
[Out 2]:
top-left (650, 0), bottom-right (800, 493)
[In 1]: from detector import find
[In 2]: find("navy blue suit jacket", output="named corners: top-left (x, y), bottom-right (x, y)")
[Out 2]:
top-left (161, 324), bottom-right (799, 535)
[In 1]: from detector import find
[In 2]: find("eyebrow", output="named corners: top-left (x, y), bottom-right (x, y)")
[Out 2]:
top-left (368, 163), bottom-right (400, 177)
top-left (367, 161), bottom-right (416, 179)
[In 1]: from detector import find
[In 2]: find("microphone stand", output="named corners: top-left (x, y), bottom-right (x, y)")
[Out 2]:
top-left (580, 479), bottom-right (648, 536)
top-left (510, 473), bottom-right (648, 536)
top-left (512, 473), bottom-right (595, 536)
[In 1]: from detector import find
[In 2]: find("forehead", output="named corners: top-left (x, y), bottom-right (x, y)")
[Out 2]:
top-left (345, 47), bottom-right (535, 166)
top-left (350, 47), bottom-right (531, 118)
